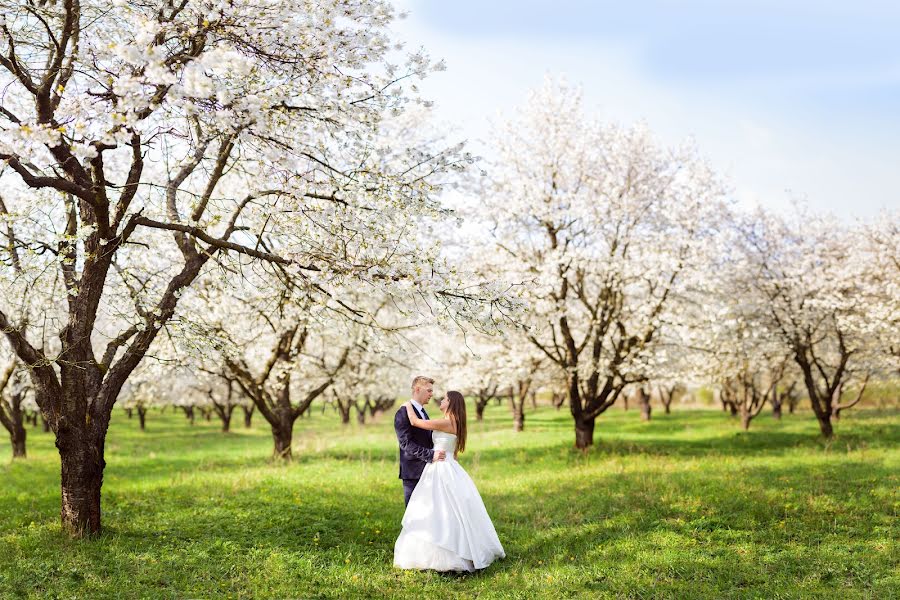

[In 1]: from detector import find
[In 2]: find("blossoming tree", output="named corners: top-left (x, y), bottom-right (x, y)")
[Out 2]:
top-left (732, 208), bottom-right (885, 436)
top-left (0, 0), bottom-right (512, 536)
top-left (477, 79), bottom-right (726, 448)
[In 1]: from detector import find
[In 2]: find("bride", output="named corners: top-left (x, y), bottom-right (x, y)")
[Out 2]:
top-left (393, 390), bottom-right (505, 572)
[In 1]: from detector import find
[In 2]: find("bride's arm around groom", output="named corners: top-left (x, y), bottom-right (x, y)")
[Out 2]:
top-left (394, 407), bottom-right (437, 465)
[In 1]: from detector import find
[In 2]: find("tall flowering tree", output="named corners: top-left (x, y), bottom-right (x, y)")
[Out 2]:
top-left (697, 297), bottom-right (791, 430)
top-left (327, 343), bottom-right (410, 425)
top-left (478, 79), bottom-right (725, 449)
top-left (733, 208), bottom-right (885, 437)
top-left (190, 282), bottom-right (361, 459)
top-left (0, 0), bottom-right (511, 536)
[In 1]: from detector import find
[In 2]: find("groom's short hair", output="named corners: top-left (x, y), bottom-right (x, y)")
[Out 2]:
top-left (411, 375), bottom-right (435, 390)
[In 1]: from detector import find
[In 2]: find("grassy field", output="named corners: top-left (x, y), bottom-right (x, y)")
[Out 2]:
top-left (0, 404), bottom-right (897, 599)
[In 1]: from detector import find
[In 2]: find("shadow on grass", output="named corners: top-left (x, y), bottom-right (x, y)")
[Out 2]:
top-left (72, 447), bottom-right (896, 593)
top-left (1, 408), bottom-right (897, 598)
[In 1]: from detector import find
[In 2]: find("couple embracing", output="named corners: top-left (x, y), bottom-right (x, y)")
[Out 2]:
top-left (392, 375), bottom-right (505, 572)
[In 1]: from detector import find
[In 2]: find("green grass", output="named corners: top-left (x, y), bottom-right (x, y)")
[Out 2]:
top-left (1, 404), bottom-right (897, 599)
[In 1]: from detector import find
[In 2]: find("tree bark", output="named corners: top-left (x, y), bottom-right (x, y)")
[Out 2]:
top-left (58, 431), bottom-right (105, 537)
top-left (510, 381), bottom-right (529, 432)
top-left (242, 405), bottom-right (254, 428)
top-left (338, 402), bottom-right (351, 425)
top-left (137, 406), bottom-right (147, 431)
top-left (512, 404), bottom-right (524, 432)
top-left (574, 417), bottom-right (595, 450)
top-left (638, 388), bottom-right (652, 421)
top-left (125, 408), bottom-right (133, 419)
top-left (657, 385), bottom-right (676, 415)
top-left (272, 425), bottom-right (292, 460)
top-left (552, 392), bottom-right (565, 410)
top-left (11, 428), bottom-right (26, 458)
top-left (475, 401), bottom-right (486, 421)
top-left (772, 401), bottom-right (783, 419)
top-left (1, 390), bottom-right (28, 458)
top-left (797, 360), bottom-right (836, 439)
top-left (817, 413), bottom-right (834, 437)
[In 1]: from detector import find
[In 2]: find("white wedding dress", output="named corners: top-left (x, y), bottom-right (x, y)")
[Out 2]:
top-left (393, 431), bottom-right (505, 572)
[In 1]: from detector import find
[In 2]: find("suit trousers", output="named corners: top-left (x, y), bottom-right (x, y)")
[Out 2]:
top-left (402, 478), bottom-right (419, 506)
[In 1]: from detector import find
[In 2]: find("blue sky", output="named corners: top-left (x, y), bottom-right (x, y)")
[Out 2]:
top-left (392, 0), bottom-right (899, 218)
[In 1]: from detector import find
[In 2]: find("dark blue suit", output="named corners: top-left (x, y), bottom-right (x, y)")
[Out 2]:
top-left (394, 404), bottom-right (434, 506)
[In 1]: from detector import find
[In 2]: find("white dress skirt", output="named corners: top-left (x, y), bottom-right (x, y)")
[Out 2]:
top-left (393, 431), bottom-right (505, 572)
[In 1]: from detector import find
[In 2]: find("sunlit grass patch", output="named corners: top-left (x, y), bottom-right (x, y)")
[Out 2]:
top-left (0, 405), bottom-right (897, 599)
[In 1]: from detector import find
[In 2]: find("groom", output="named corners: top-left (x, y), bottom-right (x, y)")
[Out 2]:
top-left (395, 375), bottom-right (445, 506)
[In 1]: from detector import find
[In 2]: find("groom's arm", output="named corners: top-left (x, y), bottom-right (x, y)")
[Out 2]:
top-left (394, 409), bottom-right (435, 464)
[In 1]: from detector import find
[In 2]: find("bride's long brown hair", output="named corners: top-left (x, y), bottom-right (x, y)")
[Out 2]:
top-left (446, 390), bottom-right (467, 458)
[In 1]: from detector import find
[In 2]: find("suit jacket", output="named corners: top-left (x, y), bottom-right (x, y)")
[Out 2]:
top-left (394, 404), bottom-right (434, 480)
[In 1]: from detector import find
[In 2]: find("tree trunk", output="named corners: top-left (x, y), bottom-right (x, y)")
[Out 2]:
top-left (512, 404), bottom-right (524, 432)
top-left (574, 417), bottom-right (595, 450)
top-left (221, 409), bottom-right (232, 432)
top-left (272, 425), bottom-right (292, 460)
top-left (242, 405), bottom-right (253, 428)
top-left (772, 401), bottom-right (782, 419)
top-left (475, 401), bottom-right (486, 421)
top-left (638, 388), bottom-right (652, 421)
top-left (183, 405), bottom-right (196, 425)
top-left (552, 392), bottom-right (565, 410)
top-left (11, 427), bottom-right (26, 458)
top-left (9, 422), bottom-right (28, 458)
top-left (137, 407), bottom-right (147, 431)
top-left (1, 394), bottom-right (28, 458)
top-left (816, 413), bottom-right (834, 437)
top-left (510, 381), bottom-right (529, 432)
top-left (658, 386), bottom-right (674, 415)
top-left (741, 412), bottom-right (752, 430)
top-left (58, 432), bottom-right (105, 537)
top-left (125, 408), bottom-right (133, 419)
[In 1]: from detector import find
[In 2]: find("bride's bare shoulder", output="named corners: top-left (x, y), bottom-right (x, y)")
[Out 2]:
top-left (434, 418), bottom-right (457, 434)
